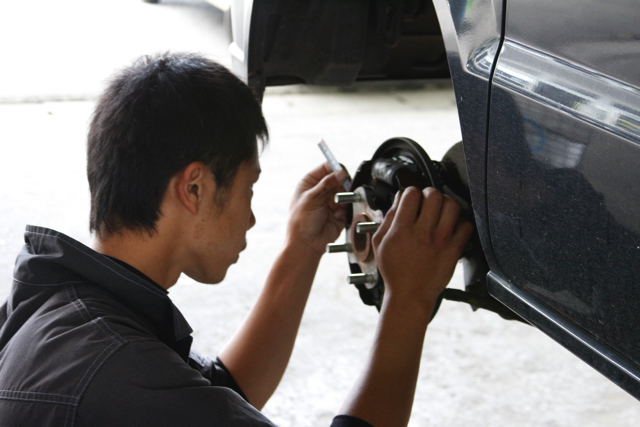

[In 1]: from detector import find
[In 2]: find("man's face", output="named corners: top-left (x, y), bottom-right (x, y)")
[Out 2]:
top-left (184, 156), bottom-right (261, 284)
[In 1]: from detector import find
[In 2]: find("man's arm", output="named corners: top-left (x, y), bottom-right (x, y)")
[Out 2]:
top-left (219, 163), bottom-right (348, 409)
top-left (339, 187), bottom-right (473, 427)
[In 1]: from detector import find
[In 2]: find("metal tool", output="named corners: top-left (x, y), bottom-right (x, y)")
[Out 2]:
top-left (318, 139), bottom-right (351, 190)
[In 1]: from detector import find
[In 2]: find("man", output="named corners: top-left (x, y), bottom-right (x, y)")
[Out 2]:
top-left (0, 53), bottom-right (472, 426)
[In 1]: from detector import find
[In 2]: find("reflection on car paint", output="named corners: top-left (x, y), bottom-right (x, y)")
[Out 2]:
top-left (523, 116), bottom-right (585, 169)
top-left (494, 41), bottom-right (640, 142)
top-left (466, 39), bottom-right (499, 78)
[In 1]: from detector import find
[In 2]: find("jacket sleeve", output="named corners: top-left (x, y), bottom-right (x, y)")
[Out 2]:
top-left (188, 350), bottom-right (248, 401)
top-left (330, 415), bottom-right (375, 427)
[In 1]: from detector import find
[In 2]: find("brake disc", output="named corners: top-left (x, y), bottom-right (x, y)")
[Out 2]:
top-left (327, 137), bottom-right (525, 322)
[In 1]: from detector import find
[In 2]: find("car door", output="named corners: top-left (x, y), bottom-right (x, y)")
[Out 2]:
top-left (485, 0), bottom-right (640, 397)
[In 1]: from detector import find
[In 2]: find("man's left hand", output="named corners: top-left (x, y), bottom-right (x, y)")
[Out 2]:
top-left (287, 163), bottom-right (349, 256)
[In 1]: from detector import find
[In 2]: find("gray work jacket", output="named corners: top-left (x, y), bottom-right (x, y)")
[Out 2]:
top-left (0, 226), bottom-right (275, 427)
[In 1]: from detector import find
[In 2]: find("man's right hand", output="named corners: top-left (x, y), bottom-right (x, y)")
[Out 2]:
top-left (338, 187), bottom-right (473, 427)
top-left (372, 186), bottom-right (473, 314)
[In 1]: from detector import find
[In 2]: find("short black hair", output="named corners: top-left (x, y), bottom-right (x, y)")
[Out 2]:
top-left (87, 52), bottom-right (268, 236)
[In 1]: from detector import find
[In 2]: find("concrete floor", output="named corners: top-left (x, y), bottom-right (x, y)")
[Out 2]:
top-left (0, 0), bottom-right (638, 425)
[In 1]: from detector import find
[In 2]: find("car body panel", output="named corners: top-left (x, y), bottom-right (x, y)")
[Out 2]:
top-left (488, 272), bottom-right (640, 396)
top-left (485, 0), bottom-right (640, 396)
top-left (432, 0), bottom-right (504, 267)
top-left (231, 0), bottom-right (450, 98)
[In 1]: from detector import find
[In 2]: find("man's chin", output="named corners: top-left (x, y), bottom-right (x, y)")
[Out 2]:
top-left (184, 269), bottom-right (227, 285)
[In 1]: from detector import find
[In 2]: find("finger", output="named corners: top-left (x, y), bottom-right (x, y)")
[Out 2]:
top-left (436, 195), bottom-right (462, 236)
top-left (305, 162), bottom-right (336, 185)
top-left (305, 169), bottom-right (348, 202)
top-left (331, 197), bottom-right (347, 218)
top-left (294, 164), bottom-right (333, 197)
top-left (416, 187), bottom-right (444, 229)
top-left (392, 187), bottom-right (423, 230)
top-left (373, 190), bottom-right (401, 245)
top-left (451, 219), bottom-right (474, 253)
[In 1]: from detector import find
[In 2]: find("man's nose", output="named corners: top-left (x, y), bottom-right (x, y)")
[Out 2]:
top-left (249, 210), bottom-right (256, 230)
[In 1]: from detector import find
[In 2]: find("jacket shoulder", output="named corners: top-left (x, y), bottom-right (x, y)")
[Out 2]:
top-left (0, 283), bottom-right (129, 426)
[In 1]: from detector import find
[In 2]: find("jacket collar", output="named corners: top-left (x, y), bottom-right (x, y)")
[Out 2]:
top-left (13, 225), bottom-right (193, 360)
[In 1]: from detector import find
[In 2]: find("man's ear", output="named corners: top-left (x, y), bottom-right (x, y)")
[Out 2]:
top-left (174, 162), bottom-right (215, 215)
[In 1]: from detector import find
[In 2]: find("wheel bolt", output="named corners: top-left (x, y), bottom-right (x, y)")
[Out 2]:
top-left (335, 192), bottom-right (362, 204)
top-left (356, 222), bottom-right (380, 234)
top-left (326, 243), bottom-right (353, 253)
top-left (347, 273), bottom-right (376, 285)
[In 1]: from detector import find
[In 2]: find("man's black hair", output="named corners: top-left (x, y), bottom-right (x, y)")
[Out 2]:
top-left (87, 52), bottom-right (268, 236)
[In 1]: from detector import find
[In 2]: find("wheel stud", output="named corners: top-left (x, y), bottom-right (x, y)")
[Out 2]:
top-left (326, 243), bottom-right (353, 253)
top-left (356, 222), bottom-right (380, 234)
top-left (347, 273), bottom-right (376, 285)
top-left (335, 192), bottom-right (362, 204)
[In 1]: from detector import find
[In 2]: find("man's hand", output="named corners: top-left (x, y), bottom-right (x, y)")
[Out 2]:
top-left (373, 186), bottom-right (473, 312)
top-left (339, 186), bottom-right (473, 427)
top-left (287, 162), bottom-right (349, 255)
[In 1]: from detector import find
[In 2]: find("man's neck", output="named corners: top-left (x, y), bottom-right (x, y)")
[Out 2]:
top-left (93, 229), bottom-right (182, 290)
